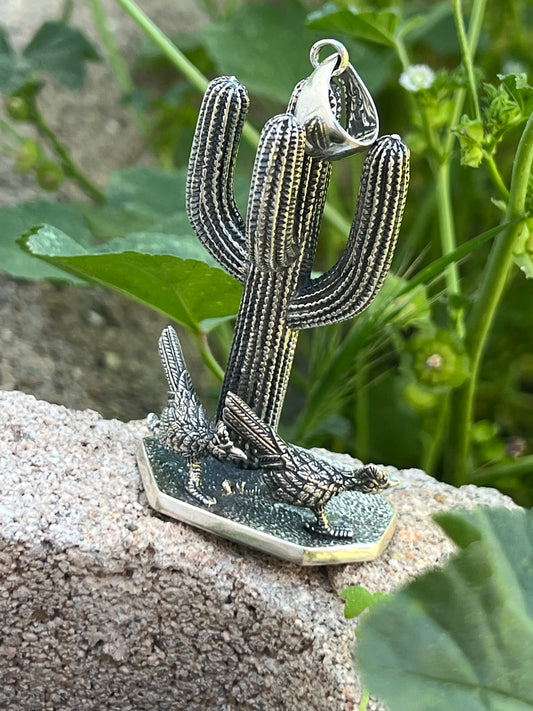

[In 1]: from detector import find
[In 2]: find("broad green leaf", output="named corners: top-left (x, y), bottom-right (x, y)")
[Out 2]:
top-left (103, 167), bottom-right (250, 237)
top-left (0, 54), bottom-right (35, 94)
top-left (76, 203), bottom-right (157, 241)
top-left (105, 167), bottom-right (187, 218)
top-left (454, 116), bottom-right (485, 168)
top-left (341, 586), bottom-right (390, 619)
top-left (201, 1), bottom-right (322, 104)
top-left (357, 507), bottom-right (533, 711)
top-left (21, 226), bottom-right (242, 331)
top-left (23, 21), bottom-right (100, 89)
top-left (404, 2), bottom-right (458, 55)
top-left (0, 24), bottom-right (14, 56)
top-left (0, 201), bottom-right (91, 282)
top-left (498, 73), bottom-right (533, 118)
top-left (307, 5), bottom-right (402, 48)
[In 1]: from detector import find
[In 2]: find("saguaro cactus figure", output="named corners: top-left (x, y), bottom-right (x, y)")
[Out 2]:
top-left (141, 40), bottom-right (410, 553)
top-left (186, 41), bottom-right (410, 455)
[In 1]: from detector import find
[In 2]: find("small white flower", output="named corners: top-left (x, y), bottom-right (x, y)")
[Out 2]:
top-left (501, 59), bottom-right (527, 77)
top-left (399, 64), bottom-right (435, 92)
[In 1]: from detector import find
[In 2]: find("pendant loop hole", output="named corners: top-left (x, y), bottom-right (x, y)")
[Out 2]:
top-left (309, 39), bottom-right (349, 77)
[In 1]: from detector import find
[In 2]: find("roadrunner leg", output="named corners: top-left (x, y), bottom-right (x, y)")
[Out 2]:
top-left (186, 459), bottom-right (216, 507)
top-left (307, 504), bottom-right (354, 539)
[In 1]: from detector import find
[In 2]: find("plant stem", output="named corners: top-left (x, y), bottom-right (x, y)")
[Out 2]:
top-left (396, 34), bottom-right (463, 336)
top-left (422, 393), bottom-right (449, 475)
top-left (61, 0), bottom-right (74, 23)
top-left (449, 110), bottom-right (533, 484)
top-left (435, 160), bottom-right (464, 337)
top-left (483, 152), bottom-right (510, 201)
top-left (113, 0), bottom-right (263, 142)
top-left (197, 331), bottom-right (224, 381)
top-left (434, 0), bottom-right (487, 335)
top-left (28, 101), bottom-right (105, 203)
top-left (453, 0), bottom-right (481, 121)
top-left (114, 0), bottom-right (209, 94)
top-left (442, 0), bottom-right (487, 161)
top-left (0, 115), bottom-right (24, 143)
top-left (87, 0), bottom-right (134, 94)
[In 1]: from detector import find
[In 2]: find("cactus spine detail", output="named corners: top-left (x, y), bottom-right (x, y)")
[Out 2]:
top-left (186, 53), bottom-right (410, 456)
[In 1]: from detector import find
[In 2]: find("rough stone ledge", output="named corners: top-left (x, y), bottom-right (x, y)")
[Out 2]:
top-left (0, 390), bottom-right (518, 711)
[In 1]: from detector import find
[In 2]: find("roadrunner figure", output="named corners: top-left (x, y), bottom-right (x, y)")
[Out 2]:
top-left (223, 392), bottom-right (397, 538)
top-left (148, 326), bottom-right (245, 506)
top-left (145, 40), bottom-right (410, 545)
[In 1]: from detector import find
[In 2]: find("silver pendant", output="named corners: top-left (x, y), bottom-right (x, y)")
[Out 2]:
top-left (138, 40), bottom-right (410, 565)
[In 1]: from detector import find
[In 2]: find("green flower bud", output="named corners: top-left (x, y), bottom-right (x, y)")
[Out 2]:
top-left (404, 329), bottom-right (470, 392)
top-left (15, 139), bottom-right (40, 173)
top-left (36, 161), bottom-right (64, 191)
top-left (4, 95), bottom-right (30, 121)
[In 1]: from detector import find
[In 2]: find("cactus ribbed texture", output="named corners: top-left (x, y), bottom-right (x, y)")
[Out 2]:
top-left (186, 77), bottom-right (249, 283)
top-left (288, 135), bottom-right (410, 329)
top-left (185, 70), bottom-right (409, 457)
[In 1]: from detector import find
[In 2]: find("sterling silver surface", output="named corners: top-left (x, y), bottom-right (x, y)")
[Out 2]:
top-left (139, 39), bottom-right (410, 564)
top-left (137, 438), bottom-right (397, 566)
top-left (294, 40), bottom-right (380, 159)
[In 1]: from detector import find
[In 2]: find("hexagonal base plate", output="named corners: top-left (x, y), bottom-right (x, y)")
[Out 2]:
top-left (137, 437), bottom-right (396, 566)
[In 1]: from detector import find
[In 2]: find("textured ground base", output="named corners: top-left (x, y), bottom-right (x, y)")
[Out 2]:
top-left (0, 391), bottom-right (518, 711)
top-left (139, 437), bottom-right (396, 564)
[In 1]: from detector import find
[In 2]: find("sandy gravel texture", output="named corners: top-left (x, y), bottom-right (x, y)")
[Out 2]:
top-left (0, 390), bottom-right (518, 711)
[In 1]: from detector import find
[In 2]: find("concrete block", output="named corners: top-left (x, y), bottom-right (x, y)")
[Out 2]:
top-left (0, 391), bottom-right (517, 710)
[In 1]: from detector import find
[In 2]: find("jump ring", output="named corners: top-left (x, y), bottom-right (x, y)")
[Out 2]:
top-left (295, 39), bottom-right (380, 160)
top-left (309, 39), bottom-right (349, 77)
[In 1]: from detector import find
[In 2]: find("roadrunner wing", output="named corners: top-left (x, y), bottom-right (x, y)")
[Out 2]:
top-left (223, 392), bottom-right (286, 458)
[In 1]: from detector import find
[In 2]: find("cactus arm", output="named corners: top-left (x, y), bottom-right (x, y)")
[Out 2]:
top-left (287, 135), bottom-right (410, 330)
top-left (186, 76), bottom-right (249, 283)
top-left (246, 114), bottom-right (306, 272)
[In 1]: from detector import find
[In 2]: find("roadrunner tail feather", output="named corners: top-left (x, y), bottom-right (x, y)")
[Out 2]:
top-left (223, 392), bottom-right (285, 457)
top-left (158, 326), bottom-right (193, 394)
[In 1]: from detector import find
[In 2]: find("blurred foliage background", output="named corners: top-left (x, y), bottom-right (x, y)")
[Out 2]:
top-left (1, 0), bottom-right (532, 504)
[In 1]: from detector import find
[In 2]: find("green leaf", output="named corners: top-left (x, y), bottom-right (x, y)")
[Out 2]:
top-left (21, 226), bottom-right (242, 332)
top-left (498, 73), bottom-right (533, 118)
top-left (454, 116), bottom-right (485, 167)
top-left (341, 586), bottom-right (390, 619)
top-left (307, 5), bottom-right (402, 48)
top-left (0, 54), bottom-right (36, 94)
top-left (23, 21), bottom-right (100, 89)
top-left (357, 507), bottom-right (533, 711)
top-left (76, 203), bottom-right (157, 241)
top-left (0, 24), bottom-right (14, 56)
top-left (0, 201), bottom-right (91, 282)
top-left (105, 167), bottom-right (188, 218)
top-left (201, 1), bottom-right (321, 104)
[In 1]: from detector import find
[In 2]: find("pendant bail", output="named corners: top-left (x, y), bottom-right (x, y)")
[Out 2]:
top-left (294, 39), bottom-right (379, 160)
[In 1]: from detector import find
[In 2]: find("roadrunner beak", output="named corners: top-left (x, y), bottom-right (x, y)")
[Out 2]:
top-left (388, 474), bottom-right (401, 488)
